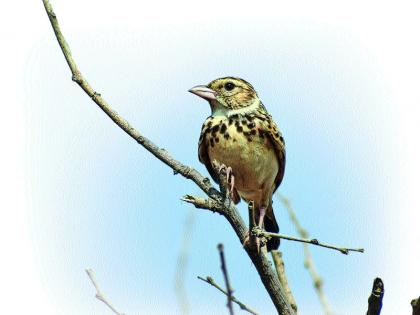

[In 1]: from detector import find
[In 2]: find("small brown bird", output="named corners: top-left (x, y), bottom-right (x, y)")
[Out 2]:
top-left (189, 77), bottom-right (286, 252)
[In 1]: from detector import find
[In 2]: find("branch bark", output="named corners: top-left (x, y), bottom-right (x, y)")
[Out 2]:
top-left (271, 250), bottom-right (297, 313)
top-left (42, 1), bottom-right (295, 314)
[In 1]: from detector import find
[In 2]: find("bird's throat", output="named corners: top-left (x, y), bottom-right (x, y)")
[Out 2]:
top-left (210, 98), bottom-right (261, 117)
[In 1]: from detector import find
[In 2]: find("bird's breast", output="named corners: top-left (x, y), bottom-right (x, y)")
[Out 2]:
top-left (205, 116), bottom-right (278, 191)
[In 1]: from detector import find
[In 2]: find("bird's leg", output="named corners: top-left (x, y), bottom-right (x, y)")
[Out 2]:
top-left (244, 206), bottom-right (267, 253)
top-left (258, 206), bottom-right (266, 229)
top-left (243, 201), bottom-right (262, 253)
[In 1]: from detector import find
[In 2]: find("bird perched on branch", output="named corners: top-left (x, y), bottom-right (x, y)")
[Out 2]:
top-left (189, 77), bottom-right (286, 252)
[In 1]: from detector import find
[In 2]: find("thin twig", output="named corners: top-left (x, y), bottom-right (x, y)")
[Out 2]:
top-left (366, 278), bottom-right (384, 315)
top-left (183, 195), bottom-right (363, 255)
top-left (42, 2), bottom-right (295, 313)
top-left (197, 276), bottom-right (259, 315)
top-left (85, 269), bottom-right (125, 315)
top-left (271, 251), bottom-right (297, 313)
top-left (252, 227), bottom-right (363, 255)
top-left (278, 195), bottom-right (335, 315)
top-left (218, 244), bottom-right (235, 315)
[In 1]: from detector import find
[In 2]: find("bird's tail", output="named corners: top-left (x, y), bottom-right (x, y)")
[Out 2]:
top-left (265, 205), bottom-right (280, 252)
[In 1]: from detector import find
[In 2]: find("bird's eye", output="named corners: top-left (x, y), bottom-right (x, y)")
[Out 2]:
top-left (224, 82), bottom-right (235, 91)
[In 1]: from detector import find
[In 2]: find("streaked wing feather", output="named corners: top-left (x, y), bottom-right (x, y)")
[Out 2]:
top-left (257, 110), bottom-right (286, 192)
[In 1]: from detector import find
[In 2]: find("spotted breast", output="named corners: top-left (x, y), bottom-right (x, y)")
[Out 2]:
top-left (198, 110), bottom-right (285, 207)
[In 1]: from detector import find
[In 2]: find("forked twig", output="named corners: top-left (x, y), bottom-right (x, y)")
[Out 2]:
top-left (85, 269), bottom-right (125, 315)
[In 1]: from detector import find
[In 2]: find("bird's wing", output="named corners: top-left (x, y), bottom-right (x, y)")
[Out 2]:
top-left (256, 112), bottom-right (286, 192)
top-left (198, 118), bottom-right (219, 183)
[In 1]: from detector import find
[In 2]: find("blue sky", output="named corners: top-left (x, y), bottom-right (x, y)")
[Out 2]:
top-left (2, 1), bottom-right (420, 314)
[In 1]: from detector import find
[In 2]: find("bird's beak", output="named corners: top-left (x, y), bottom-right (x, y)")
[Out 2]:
top-left (188, 85), bottom-right (217, 101)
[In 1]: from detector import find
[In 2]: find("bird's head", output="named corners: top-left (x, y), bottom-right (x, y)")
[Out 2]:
top-left (189, 77), bottom-right (260, 116)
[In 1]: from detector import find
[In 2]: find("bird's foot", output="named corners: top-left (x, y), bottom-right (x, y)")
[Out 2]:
top-left (243, 229), bottom-right (261, 253)
top-left (217, 164), bottom-right (236, 200)
top-left (243, 206), bottom-right (268, 254)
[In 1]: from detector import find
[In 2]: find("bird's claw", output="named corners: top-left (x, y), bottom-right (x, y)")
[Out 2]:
top-left (243, 229), bottom-right (263, 253)
top-left (217, 164), bottom-right (236, 200)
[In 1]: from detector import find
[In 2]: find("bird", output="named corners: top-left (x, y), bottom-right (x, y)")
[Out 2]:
top-left (189, 77), bottom-right (286, 252)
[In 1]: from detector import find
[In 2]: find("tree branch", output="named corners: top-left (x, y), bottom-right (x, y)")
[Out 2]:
top-left (85, 269), bottom-right (125, 315)
top-left (278, 195), bottom-right (335, 315)
top-left (42, 1), bottom-right (295, 313)
top-left (252, 227), bottom-right (364, 255)
top-left (41, 0), bottom-right (213, 197)
top-left (366, 278), bottom-right (384, 315)
top-left (218, 244), bottom-right (235, 315)
top-left (181, 195), bottom-right (224, 214)
top-left (271, 251), bottom-right (297, 313)
top-left (198, 276), bottom-right (259, 315)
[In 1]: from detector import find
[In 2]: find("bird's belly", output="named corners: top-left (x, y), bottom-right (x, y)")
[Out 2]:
top-left (208, 133), bottom-right (278, 192)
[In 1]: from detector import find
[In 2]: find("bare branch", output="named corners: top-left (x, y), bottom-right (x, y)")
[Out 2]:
top-left (85, 269), bottom-right (125, 315)
top-left (181, 195), bottom-right (224, 214)
top-left (366, 278), bottom-right (384, 315)
top-left (271, 251), bottom-right (297, 313)
top-left (252, 227), bottom-right (364, 255)
top-left (42, 1), bottom-right (295, 313)
top-left (218, 244), bottom-right (235, 315)
top-left (198, 276), bottom-right (259, 315)
top-left (278, 195), bottom-right (335, 315)
top-left (41, 0), bottom-right (213, 197)
top-left (412, 297), bottom-right (420, 315)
